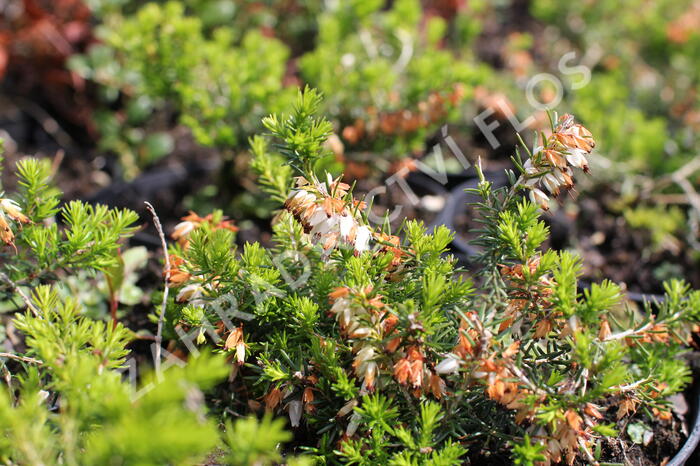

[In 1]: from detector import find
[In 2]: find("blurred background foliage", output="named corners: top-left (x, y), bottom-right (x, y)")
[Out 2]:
top-left (1, 0), bottom-right (699, 296)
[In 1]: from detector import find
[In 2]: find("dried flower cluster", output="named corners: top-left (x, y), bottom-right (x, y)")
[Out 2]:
top-left (284, 174), bottom-right (371, 254)
top-left (262, 370), bottom-right (319, 428)
top-left (432, 305), bottom-right (612, 465)
top-left (341, 84), bottom-right (466, 145)
top-left (224, 325), bottom-right (246, 365)
top-left (520, 114), bottom-right (596, 210)
top-left (373, 232), bottom-right (408, 270)
top-left (0, 198), bottom-right (28, 246)
top-left (329, 286), bottom-right (390, 391)
top-left (171, 210), bottom-right (238, 248)
top-left (328, 284), bottom-right (451, 402)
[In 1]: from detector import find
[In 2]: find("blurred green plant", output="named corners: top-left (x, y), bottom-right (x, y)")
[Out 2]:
top-left (299, 0), bottom-right (492, 162)
top-left (0, 140), bottom-right (301, 464)
top-left (1, 286), bottom-right (230, 464)
top-left (531, 0), bottom-right (700, 176)
top-left (624, 205), bottom-right (685, 252)
top-left (72, 0), bottom-right (500, 179)
top-left (71, 1), bottom-right (295, 177)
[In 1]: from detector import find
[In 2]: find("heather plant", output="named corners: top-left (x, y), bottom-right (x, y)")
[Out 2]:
top-left (0, 144), bottom-right (204, 461)
top-left (0, 286), bottom-right (226, 465)
top-left (0, 142), bottom-right (302, 464)
top-left (0, 290), bottom-right (291, 466)
top-left (0, 153), bottom-right (138, 297)
top-left (165, 89), bottom-right (700, 464)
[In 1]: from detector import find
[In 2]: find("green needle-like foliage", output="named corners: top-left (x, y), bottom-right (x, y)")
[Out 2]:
top-left (165, 94), bottom-right (700, 464)
top-left (0, 142), bottom-right (300, 465)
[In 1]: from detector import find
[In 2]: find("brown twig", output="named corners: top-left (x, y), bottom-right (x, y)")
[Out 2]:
top-left (505, 360), bottom-right (543, 396)
top-left (578, 438), bottom-right (598, 465)
top-left (651, 193), bottom-right (694, 205)
top-left (613, 378), bottom-right (650, 393)
top-left (0, 272), bottom-right (40, 318)
top-left (605, 311), bottom-right (681, 342)
top-left (1, 366), bottom-right (12, 392)
top-left (8, 96), bottom-right (76, 149)
top-left (655, 156), bottom-right (700, 218)
top-left (145, 202), bottom-right (171, 373)
top-left (0, 352), bottom-right (43, 365)
top-left (604, 322), bottom-right (653, 342)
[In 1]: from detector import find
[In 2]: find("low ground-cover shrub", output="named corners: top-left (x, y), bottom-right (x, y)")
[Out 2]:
top-left (2, 2), bottom-right (699, 463)
top-left (164, 89), bottom-right (700, 464)
top-left (0, 142), bottom-right (299, 464)
top-left (0, 80), bottom-right (698, 463)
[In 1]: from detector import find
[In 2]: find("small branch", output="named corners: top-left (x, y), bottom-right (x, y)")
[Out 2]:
top-left (0, 272), bottom-right (39, 318)
top-left (578, 438), bottom-right (598, 465)
top-left (673, 176), bottom-right (700, 219)
top-left (612, 378), bottom-right (650, 393)
top-left (50, 150), bottom-right (65, 178)
top-left (651, 193), bottom-right (694, 205)
top-left (145, 202), bottom-right (171, 374)
top-left (604, 322), bottom-right (652, 341)
top-left (392, 30), bottom-right (414, 74)
top-left (670, 156), bottom-right (700, 183)
top-left (505, 361), bottom-right (543, 396)
top-left (605, 311), bottom-right (681, 342)
top-left (653, 156), bottom-right (700, 224)
top-left (7, 96), bottom-right (76, 149)
top-left (109, 292), bottom-right (119, 330)
top-left (358, 29), bottom-right (378, 59)
top-left (398, 384), bottom-right (420, 419)
top-left (0, 352), bottom-right (43, 365)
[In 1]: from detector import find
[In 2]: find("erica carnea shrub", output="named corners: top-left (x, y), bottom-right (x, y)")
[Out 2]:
top-left (165, 89), bottom-right (700, 465)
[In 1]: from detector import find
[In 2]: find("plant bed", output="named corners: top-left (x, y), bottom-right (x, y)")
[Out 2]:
top-left (0, 0), bottom-right (699, 462)
top-left (2, 88), bottom-right (700, 465)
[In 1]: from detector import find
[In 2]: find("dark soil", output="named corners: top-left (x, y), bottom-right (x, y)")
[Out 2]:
top-left (448, 175), bottom-right (700, 297)
top-left (547, 193), bottom-right (700, 296)
top-left (599, 426), bottom-right (682, 466)
top-left (594, 393), bottom-right (687, 466)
